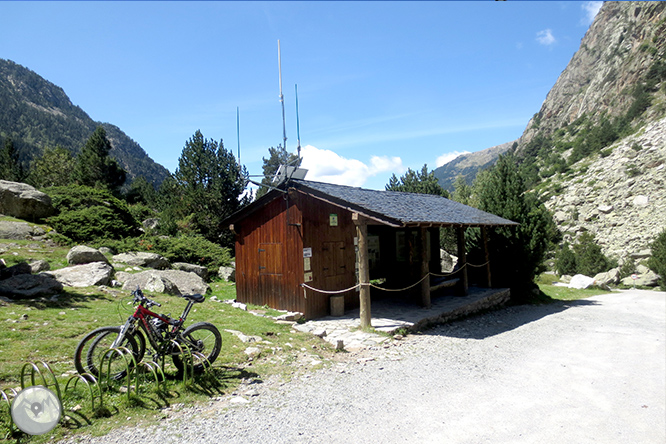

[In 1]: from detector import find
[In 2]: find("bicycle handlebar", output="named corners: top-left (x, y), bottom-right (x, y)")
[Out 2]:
top-left (131, 287), bottom-right (161, 308)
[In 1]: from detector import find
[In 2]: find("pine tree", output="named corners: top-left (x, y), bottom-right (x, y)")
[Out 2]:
top-left (0, 138), bottom-right (24, 182)
top-left (164, 130), bottom-right (250, 247)
top-left (27, 146), bottom-right (75, 188)
top-left (256, 145), bottom-right (300, 198)
top-left (473, 153), bottom-right (559, 301)
top-left (385, 164), bottom-right (448, 197)
top-left (73, 126), bottom-right (126, 192)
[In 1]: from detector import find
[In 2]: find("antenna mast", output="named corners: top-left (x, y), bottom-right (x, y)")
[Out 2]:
top-left (295, 84), bottom-right (301, 160)
top-left (278, 40), bottom-right (287, 151)
top-left (236, 106), bottom-right (241, 162)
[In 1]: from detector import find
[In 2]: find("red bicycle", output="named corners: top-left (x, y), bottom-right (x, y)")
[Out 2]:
top-left (74, 287), bottom-right (221, 380)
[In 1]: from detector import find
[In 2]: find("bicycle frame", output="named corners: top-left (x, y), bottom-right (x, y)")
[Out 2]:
top-left (112, 290), bottom-right (199, 356)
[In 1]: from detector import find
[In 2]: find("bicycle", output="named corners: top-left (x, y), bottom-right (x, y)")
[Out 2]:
top-left (74, 287), bottom-right (222, 381)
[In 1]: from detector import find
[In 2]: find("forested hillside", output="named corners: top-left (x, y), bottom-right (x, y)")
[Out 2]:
top-left (0, 59), bottom-right (168, 186)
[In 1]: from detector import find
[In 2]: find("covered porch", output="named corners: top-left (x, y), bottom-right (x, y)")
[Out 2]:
top-left (294, 286), bottom-right (511, 351)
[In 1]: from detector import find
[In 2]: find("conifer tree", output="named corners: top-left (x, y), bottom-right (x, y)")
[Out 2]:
top-left (0, 138), bottom-right (24, 182)
top-left (73, 126), bottom-right (126, 192)
top-left (386, 164), bottom-right (448, 197)
top-left (164, 130), bottom-right (250, 247)
top-left (256, 145), bottom-right (300, 198)
top-left (27, 146), bottom-right (75, 188)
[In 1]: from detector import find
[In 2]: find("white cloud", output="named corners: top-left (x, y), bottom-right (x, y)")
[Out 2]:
top-left (300, 145), bottom-right (404, 187)
top-left (536, 29), bottom-right (556, 46)
top-left (582, 1), bottom-right (603, 25)
top-left (436, 151), bottom-right (470, 167)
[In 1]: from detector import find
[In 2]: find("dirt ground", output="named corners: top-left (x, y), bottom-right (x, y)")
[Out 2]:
top-left (58, 289), bottom-right (666, 444)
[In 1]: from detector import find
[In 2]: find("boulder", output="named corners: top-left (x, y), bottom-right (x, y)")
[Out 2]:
top-left (29, 260), bottom-right (50, 273)
top-left (218, 266), bottom-right (236, 282)
top-left (569, 274), bottom-right (596, 289)
top-left (172, 262), bottom-right (208, 280)
top-left (621, 271), bottom-right (660, 287)
top-left (0, 221), bottom-right (35, 240)
top-left (44, 262), bottom-right (113, 287)
top-left (112, 252), bottom-right (169, 269)
top-left (117, 269), bottom-right (209, 295)
top-left (115, 271), bottom-right (181, 295)
top-left (67, 245), bottom-right (109, 265)
top-left (593, 268), bottom-right (620, 287)
top-left (0, 180), bottom-right (54, 220)
top-left (0, 274), bottom-right (63, 298)
top-left (0, 262), bottom-right (31, 280)
top-left (142, 218), bottom-right (160, 231)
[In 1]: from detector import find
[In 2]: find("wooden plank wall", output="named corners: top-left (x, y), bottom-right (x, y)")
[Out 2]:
top-left (235, 193), bottom-right (306, 315)
top-left (299, 193), bottom-right (358, 317)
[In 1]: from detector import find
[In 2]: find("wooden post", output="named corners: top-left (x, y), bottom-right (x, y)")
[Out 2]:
top-left (353, 213), bottom-right (371, 328)
top-left (420, 227), bottom-right (431, 308)
top-left (482, 226), bottom-right (492, 287)
top-left (457, 226), bottom-right (468, 295)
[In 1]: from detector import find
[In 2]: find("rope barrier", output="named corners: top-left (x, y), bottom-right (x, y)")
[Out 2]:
top-left (300, 261), bottom-right (491, 296)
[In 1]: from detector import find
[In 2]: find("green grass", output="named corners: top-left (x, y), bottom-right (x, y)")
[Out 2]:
top-left (0, 281), bottom-right (334, 442)
top-left (533, 273), bottom-right (612, 303)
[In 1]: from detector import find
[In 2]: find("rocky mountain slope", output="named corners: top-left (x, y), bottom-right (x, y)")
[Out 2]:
top-left (0, 59), bottom-right (169, 186)
top-left (437, 2), bottom-right (666, 264)
top-left (433, 140), bottom-right (515, 191)
top-left (517, 1), bottom-right (666, 151)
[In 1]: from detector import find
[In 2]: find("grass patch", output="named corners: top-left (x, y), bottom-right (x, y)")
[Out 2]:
top-left (0, 282), bottom-right (334, 442)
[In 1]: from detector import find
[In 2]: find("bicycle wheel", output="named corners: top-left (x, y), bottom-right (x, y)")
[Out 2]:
top-left (74, 327), bottom-right (119, 379)
top-left (172, 322), bottom-right (222, 374)
top-left (85, 327), bottom-right (140, 380)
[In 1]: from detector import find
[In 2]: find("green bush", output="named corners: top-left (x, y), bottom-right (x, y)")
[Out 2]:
top-left (98, 234), bottom-right (231, 274)
top-left (648, 229), bottom-right (666, 288)
top-left (45, 185), bottom-right (141, 243)
top-left (555, 243), bottom-right (577, 275)
top-left (572, 233), bottom-right (615, 276)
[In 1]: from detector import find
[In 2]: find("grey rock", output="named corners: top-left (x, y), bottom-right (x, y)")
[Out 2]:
top-left (0, 274), bottom-right (63, 298)
top-left (172, 262), bottom-right (208, 280)
top-left (0, 262), bottom-right (31, 280)
top-left (29, 259), bottom-right (50, 273)
top-left (218, 266), bottom-right (236, 282)
top-left (0, 221), bottom-right (35, 240)
top-left (142, 218), bottom-right (160, 230)
top-left (67, 245), bottom-right (109, 265)
top-left (117, 269), bottom-right (209, 295)
top-left (621, 271), bottom-right (660, 287)
top-left (569, 274), bottom-right (596, 289)
top-left (44, 262), bottom-right (113, 287)
top-left (0, 180), bottom-right (54, 220)
top-left (112, 252), bottom-right (169, 269)
top-left (593, 268), bottom-right (620, 286)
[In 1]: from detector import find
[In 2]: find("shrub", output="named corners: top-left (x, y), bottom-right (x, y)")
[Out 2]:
top-left (648, 229), bottom-right (666, 288)
top-left (46, 185), bottom-right (140, 242)
top-left (555, 243), bottom-right (577, 275)
top-left (572, 233), bottom-right (614, 276)
top-left (98, 234), bottom-right (232, 274)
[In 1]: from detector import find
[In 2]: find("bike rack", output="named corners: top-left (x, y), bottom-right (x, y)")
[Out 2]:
top-left (63, 373), bottom-right (102, 413)
top-left (168, 340), bottom-right (195, 385)
top-left (97, 346), bottom-right (137, 402)
top-left (0, 388), bottom-right (18, 437)
top-left (135, 361), bottom-right (165, 394)
top-left (20, 361), bottom-right (65, 418)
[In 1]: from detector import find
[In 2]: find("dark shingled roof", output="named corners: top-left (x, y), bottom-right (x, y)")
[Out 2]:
top-left (290, 180), bottom-right (518, 227)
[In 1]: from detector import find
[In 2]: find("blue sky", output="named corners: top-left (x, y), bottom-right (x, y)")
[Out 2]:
top-left (2, 1), bottom-right (602, 190)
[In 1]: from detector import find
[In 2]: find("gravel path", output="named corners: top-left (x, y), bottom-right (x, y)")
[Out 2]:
top-left (59, 289), bottom-right (665, 444)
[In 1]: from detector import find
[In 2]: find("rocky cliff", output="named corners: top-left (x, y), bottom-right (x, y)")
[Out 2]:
top-left (518, 2), bottom-right (666, 151)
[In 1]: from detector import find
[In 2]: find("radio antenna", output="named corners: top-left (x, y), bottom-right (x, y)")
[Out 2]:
top-left (236, 106), bottom-right (241, 163)
top-left (295, 84), bottom-right (301, 160)
top-left (278, 40), bottom-right (287, 151)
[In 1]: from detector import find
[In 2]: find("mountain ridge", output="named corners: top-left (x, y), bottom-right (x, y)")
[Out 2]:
top-left (0, 58), bottom-right (169, 186)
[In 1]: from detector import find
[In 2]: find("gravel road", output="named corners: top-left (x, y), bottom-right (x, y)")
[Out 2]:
top-left (59, 289), bottom-right (665, 444)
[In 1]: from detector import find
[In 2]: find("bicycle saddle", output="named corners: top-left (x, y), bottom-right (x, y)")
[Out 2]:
top-left (182, 293), bottom-right (205, 303)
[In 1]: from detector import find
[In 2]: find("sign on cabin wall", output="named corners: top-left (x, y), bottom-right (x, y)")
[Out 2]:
top-left (329, 213), bottom-right (338, 226)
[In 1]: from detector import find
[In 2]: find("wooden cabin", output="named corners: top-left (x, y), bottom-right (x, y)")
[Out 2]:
top-left (224, 179), bottom-right (517, 320)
